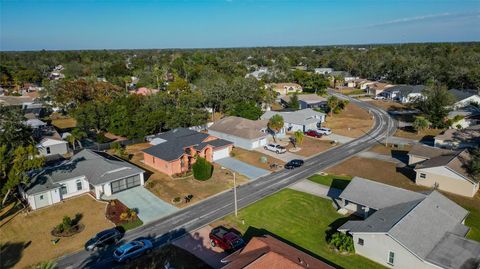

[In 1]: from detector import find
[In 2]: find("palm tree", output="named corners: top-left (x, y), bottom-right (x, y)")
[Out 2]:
top-left (69, 128), bottom-right (87, 150)
top-left (294, 130), bottom-right (304, 148)
top-left (268, 114), bottom-right (284, 142)
top-left (327, 96), bottom-right (340, 117)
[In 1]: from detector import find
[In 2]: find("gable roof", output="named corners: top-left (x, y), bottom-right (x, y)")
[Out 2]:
top-left (221, 235), bottom-right (334, 269)
top-left (435, 125), bottom-right (480, 144)
top-left (383, 85), bottom-right (426, 95)
top-left (416, 149), bottom-right (478, 183)
top-left (143, 128), bottom-right (232, 161)
top-left (261, 109), bottom-right (325, 126)
top-left (208, 116), bottom-right (268, 140)
top-left (339, 177), bottom-right (426, 210)
top-left (449, 89), bottom-right (478, 102)
top-left (25, 149), bottom-right (144, 195)
top-left (408, 144), bottom-right (455, 159)
top-left (426, 233), bottom-right (480, 269)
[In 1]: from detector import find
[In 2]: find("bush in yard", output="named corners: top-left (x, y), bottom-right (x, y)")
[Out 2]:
top-left (192, 157), bottom-right (213, 181)
top-left (328, 232), bottom-right (354, 253)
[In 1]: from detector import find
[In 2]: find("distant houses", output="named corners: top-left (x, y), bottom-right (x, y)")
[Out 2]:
top-left (268, 83), bottom-right (302, 96)
top-left (434, 125), bottom-right (480, 149)
top-left (338, 177), bottom-right (480, 269)
top-left (280, 94), bottom-right (327, 110)
top-left (449, 89), bottom-right (480, 110)
top-left (381, 85), bottom-right (426, 103)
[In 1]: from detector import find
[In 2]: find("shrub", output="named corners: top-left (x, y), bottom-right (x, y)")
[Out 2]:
top-left (62, 216), bottom-right (73, 231)
top-left (328, 232), bottom-right (354, 253)
top-left (192, 157), bottom-right (213, 181)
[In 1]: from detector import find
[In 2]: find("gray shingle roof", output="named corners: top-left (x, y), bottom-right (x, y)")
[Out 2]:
top-left (142, 128), bottom-right (232, 161)
top-left (339, 177), bottom-right (426, 210)
top-left (25, 149), bottom-right (144, 195)
top-left (426, 233), bottom-right (480, 269)
top-left (408, 144), bottom-right (454, 159)
top-left (449, 89), bottom-right (478, 102)
top-left (383, 85), bottom-right (426, 95)
top-left (261, 109), bottom-right (325, 127)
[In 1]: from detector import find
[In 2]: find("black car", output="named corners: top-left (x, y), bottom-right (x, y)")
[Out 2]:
top-left (285, 159), bottom-right (304, 169)
top-left (85, 228), bottom-right (123, 251)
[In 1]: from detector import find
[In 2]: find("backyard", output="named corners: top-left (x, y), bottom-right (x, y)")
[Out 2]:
top-left (0, 195), bottom-right (113, 269)
top-left (124, 143), bottom-right (249, 208)
top-left (213, 189), bottom-right (386, 269)
top-left (50, 114), bottom-right (77, 130)
top-left (323, 103), bottom-right (374, 138)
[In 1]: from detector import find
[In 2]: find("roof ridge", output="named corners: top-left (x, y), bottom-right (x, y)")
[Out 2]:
top-left (387, 198), bottom-right (425, 233)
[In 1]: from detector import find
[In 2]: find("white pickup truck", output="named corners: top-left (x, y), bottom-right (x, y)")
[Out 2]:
top-left (317, 127), bottom-right (332, 135)
top-left (264, 144), bottom-right (287, 154)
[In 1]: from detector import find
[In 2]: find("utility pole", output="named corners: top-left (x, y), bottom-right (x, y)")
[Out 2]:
top-left (385, 118), bottom-right (389, 147)
top-left (233, 171), bottom-right (238, 217)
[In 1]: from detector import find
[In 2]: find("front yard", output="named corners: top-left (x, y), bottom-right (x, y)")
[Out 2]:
top-left (394, 127), bottom-right (444, 141)
top-left (231, 147), bottom-right (284, 171)
top-left (323, 103), bottom-right (374, 138)
top-left (124, 143), bottom-right (249, 208)
top-left (0, 195), bottom-right (113, 269)
top-left (286, 136), bottom-right (337, 157)
top-left (213, 189), bottom-right (386, 269)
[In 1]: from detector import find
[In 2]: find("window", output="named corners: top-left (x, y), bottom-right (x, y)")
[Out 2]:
top-left (388, 251), bottom-right (395, 265)
top-left (358, 238), bottom-right (364, 246)
top-left (39, 195), bottom-right (44, 200)
top-left (60, 184), bottom-right (67, 195)
top-left (76, 180), bottom-right (82, 191)
top-left (420, 173), bottom-right (426, 179)
top-left (46, 147), bottom-right (51, 154)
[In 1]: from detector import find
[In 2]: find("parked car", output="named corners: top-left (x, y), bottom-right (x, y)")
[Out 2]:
top-left (209, 226), bottom-right (245, 252)
top-left (317, 127), bottom-right (332, 135)
top-left (285, 159), bottom-right (304, 169)
top-left (305, 130), bottom-right (323, 138)
top-left (85, 228), bottom-right (123, 251)
top-left (264, 143), bottom-right (286, 154)
top-left (113, 239), bottom-right (153, 263)
top-left (373, 95), bottom-right (386, 100)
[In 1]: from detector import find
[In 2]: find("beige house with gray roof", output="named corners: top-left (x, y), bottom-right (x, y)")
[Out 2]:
top-left (338, 177), bottom-right (480, 269)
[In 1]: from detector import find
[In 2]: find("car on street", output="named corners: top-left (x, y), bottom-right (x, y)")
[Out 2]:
top-left (285, 159), bottom-right (304, 169)
top-left (316, 127), bottom-right (332, 135)
top-left (85, 228), bottom-right (123, 251)
top-left (373, 95), bottom-right (386, 100)
top-left (305, 130), bottom-right (323, 138)
top-left (209, 226), bottom-right (245, 252)
top-left (264, 143), bottom-right (287, 154)
top-left (113, 239), bottom-right (153, 263)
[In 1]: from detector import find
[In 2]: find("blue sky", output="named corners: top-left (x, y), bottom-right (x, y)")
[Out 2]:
top-left (1, 0), bottom-right (479, 51)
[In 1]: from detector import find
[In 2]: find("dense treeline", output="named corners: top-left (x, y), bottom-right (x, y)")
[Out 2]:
top-left (1, 43), bottom-right (479, 90)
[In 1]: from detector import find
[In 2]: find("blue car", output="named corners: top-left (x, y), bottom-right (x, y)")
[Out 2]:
top-left (113, 239), bottom-right (153, 263)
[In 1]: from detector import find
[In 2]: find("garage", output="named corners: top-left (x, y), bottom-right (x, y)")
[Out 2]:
top-left (110, 174), bottom-right (141, 194)
top-left (213, 147), bottom-right (230, 161)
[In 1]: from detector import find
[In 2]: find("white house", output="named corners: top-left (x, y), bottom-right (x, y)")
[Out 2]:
top-left (338, 177), bottom-right (480, 269)
top-left (382, 85), bottom-right (426, 103)
top-left (208, 116), bottom-right (269, 150)
top-left (280, 94), bottom-right (327, 110)
top-left (447, 108), bottom-right (480, 129)
top-left (245, 67), bottom-right (271, 80)
top-left (449, 89), bottom-right (480, 110)
top-left (260, 108), bottom-right (326, 133)
top-left (267, 83), bottom-right (303, 96)
top-left (37, 137), bottom-right (69, 157)
top-left (20, 149), bottom-right (145, 210)
top-left (314, 68), bottom-right (333, 75)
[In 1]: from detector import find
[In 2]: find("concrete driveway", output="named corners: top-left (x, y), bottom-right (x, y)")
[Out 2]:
top-left (255, 147), bottom-right (304, 162)
top-left (215, 157), bottom-right (270, 180)
top-left (173, 225), bottom-right (228, 269)
top-left (107, 186), bottom-right (177, 224)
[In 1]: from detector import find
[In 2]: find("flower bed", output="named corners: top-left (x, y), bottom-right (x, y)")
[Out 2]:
top-left (106, 199), bottom-right (143, 230)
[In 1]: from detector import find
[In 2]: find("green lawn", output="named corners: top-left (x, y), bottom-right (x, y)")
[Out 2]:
top-left (120, 218), bottom-right (143, 231)
top-left (308, 174), bottom-right (352, 190)
top-left (465, 207), bottom-right (480, 242)
top-left (218, 189), bottom-right (386, 269)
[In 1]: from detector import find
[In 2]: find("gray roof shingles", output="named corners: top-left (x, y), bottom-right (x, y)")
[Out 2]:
top-left (25, 149), bottom-right (144, 195)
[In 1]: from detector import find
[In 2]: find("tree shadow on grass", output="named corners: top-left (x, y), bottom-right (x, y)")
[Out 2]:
top-left (242, 226), bottom-right (345, 269)
top-left (0, 242), bottom-right (26, 269)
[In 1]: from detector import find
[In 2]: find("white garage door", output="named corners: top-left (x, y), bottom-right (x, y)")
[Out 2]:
top-left (213, 148), bottom-right (230, 161)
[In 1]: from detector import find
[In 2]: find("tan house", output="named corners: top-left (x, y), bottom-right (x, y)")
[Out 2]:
top-left (407, 144), bottom-right (453, 166)
top-left (268, 83), bottom-right (302, 95)
top-left (366, 82), bottom-right (394, 96)
top-left (413, 149), bottom-right (479, 197)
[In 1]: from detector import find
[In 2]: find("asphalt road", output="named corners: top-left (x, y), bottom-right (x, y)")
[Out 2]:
top-left (57, 92), bottom-right (396, 269)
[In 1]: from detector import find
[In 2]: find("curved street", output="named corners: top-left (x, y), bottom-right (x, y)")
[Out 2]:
top-left (57, 93), bottom-right (397, 269)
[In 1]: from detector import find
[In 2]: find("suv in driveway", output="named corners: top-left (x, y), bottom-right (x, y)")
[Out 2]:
top-left (317, 127), bottom-right (332, 135)
top-left (85, 228), bottom-right (123, 251)
top-left (264, 144), bottom-right (286, 154)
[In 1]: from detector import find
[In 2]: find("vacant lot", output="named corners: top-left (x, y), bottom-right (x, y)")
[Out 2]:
top-left (213, 189), bottom-right (386, 269)
top-left (124, 143), bottom-right (248, 208)
top-left (51, 116), bottom-right (77, 130)
top-left (0, 195), bottom-right (113, 269)
top-left (394, 127), bottom-right (444, 141)
top-left (286, 136), bottom-right (337, 157)
top-left (325, 156), bottom-right (480, 242)
top-left (323, 103), bottom-right (374, 138)
top-left (231, 147), bottom-right (284, 171)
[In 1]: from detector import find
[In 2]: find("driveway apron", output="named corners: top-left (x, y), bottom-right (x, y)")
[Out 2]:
top-left (215, 157), bottom-right (270, 180)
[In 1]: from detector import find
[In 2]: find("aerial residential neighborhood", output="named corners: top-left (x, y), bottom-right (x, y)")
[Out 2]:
top-left (1, 1), bottom-right (480, 269)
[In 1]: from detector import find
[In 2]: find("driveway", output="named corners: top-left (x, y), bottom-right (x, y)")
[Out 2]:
top-left (172, 225), bottom-right (227, 269)
top-left (215, 157), bottom-right (270, 180)
top-left (106, 186), bottom-right (178, 224)
top-left (255, 147), bottom-right (304, 162)
top-left (321, 133), bottom-right (354, 144)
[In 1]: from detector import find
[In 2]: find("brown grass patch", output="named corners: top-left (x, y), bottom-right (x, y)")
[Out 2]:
top-left (394, 128), bottom-right (444, 141)
top-left (231, 147), bottom-right (284, 171)
top-left (366, 100), bottom-right (408, 112)
top-left (124, 143), bottom-right (248, 208)
top-left (369, 143), bottom-right (412, 155)
top-left (0, 195), bottom-right (113, 269)
top-left (323, 103), bottom-right (374, 138)
top-left (287, 136), bottom-right (336, 157)
top-left (51, 117), bottom-right (77, 129)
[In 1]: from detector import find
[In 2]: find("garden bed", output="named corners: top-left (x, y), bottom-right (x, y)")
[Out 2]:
top-left (106, 199), bottom-right (142, 230)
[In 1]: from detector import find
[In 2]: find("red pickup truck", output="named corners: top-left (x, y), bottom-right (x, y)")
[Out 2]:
top-left (209, 226), bottom-right (245, 252)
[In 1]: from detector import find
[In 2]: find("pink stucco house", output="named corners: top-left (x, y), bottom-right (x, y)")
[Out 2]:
top-left (142, 128), bottom-right (233, 176)
top-left (131, 87), bottom-right (159, 96)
